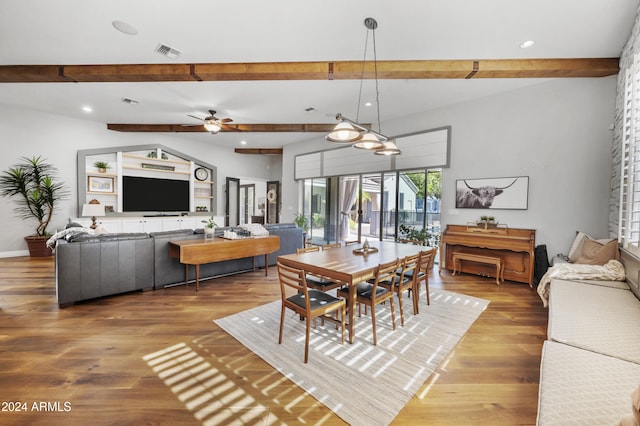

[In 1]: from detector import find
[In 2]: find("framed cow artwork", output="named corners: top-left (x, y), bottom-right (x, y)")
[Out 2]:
top-left (455, 176), bottom-right (529, 210)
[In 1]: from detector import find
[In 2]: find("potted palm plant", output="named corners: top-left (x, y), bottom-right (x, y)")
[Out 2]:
top-left (0, 156), bottom-right (69, 256)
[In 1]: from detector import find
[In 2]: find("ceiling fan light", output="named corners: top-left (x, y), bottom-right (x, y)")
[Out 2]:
top-left (325, 122), bottom-right (361, 143)
top-left (374, 140), bottom-right (401, 156)
top-left (204, 119), bottom-right (222, 133)
top-left (353, 132), bottom-right (384, 150)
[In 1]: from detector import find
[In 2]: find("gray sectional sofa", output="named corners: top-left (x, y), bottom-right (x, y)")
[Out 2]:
top-left (536, 249), bottom-right (640, 425)
top-left (55, 223), bottom-right (303, 307)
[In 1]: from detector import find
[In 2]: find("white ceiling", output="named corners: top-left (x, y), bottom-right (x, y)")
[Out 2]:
top-left (0, 0), bottom-right (638, 149)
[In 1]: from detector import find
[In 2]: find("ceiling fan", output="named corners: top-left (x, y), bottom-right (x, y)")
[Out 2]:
top-left (186, 110), bottom-right (239, 134)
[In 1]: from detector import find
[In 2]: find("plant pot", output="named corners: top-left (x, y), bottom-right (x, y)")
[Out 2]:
top-left (98, 168), bottom-right (107, 173)
top-left (204, 227), bottom-right (215, 239)
top-left (24, 235), bottom-right (52, 257)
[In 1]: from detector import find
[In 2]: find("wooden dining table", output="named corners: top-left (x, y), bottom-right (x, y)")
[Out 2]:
top-left (277, 240), bottom-right (424, 343)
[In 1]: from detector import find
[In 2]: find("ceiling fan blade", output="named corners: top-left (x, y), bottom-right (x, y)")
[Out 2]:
top-left (221, 123), bottom-right (241, 132)
top-left (220, 118), bottom-right (233, 123)
top-left (187, 114), bottom-right (204, 121)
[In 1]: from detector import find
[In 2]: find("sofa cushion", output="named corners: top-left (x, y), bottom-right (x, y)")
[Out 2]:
top-left (148, 229), bottom-right (194, 238)
top-left (537, 341), bottom-right (640, 425)
top-left (548, 279), bottom-right (640, 364)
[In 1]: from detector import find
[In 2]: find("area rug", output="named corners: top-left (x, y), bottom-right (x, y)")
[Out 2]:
top-left (214, 289), bottom-right (489, 426)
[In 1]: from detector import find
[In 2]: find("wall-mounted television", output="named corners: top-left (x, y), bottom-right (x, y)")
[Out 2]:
top-left (122, 176), bottom-right (190, 212)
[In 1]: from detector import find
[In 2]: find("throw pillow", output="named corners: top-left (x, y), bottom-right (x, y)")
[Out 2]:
top-left (575, 238), bottom-right (619, 265)
top-left (567, 231), bottom-right (618, 264)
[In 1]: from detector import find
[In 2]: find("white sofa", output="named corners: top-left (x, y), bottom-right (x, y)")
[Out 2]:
top-left (537, 249), bottom-right (640, 425)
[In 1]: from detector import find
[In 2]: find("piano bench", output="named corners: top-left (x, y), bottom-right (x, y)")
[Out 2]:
top-left (451, 252), bottom-right (504, 285)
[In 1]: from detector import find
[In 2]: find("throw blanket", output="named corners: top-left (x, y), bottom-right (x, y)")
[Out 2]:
top-left (537, 260), bottom-right (626, 307)
top-left (45, 227), bottom-right (107, 250)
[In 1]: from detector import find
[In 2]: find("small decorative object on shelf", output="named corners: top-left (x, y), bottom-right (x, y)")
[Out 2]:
top-left (477, 215), bottom-right (497, 229)
top-left (195, 206), bottom-right (208, 212)
top-left (147, 151), bottom-right (168, 160)
top-left (141, 162), bottom-right (175, 172)
top-left (201, 216), bottom-right (218, 239)
top-left (466, 217), bottom-right (508, 233)
top-left (93, 161), bottom-right (110, 173)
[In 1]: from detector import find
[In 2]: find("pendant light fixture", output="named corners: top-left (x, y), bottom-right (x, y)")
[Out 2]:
top-left (326, 17), bottom-right (400, 155)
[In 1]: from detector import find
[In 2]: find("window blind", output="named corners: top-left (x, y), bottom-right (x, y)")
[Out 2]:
top-left (620, 54), bottom-right (640, 250)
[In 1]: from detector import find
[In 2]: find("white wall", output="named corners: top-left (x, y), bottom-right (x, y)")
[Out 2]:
top-left (282, 77), bottom-right (617, 258)
top-left (0, 103), bottom-right (275, 255)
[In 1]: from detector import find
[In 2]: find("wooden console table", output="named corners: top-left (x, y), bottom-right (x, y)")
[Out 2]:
top-left (441, 224), bottom-right (535, 286)
top-left (168, 235), bottom-right (280, 291)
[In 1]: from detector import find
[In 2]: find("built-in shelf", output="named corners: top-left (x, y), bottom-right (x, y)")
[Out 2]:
top-left (122, 165), bottom-right (191, 175)
top-left (79, 145), bottom-right (217, 217)
top-left (87, 191), bottom-right (117, 195)
top-left (122, 153), bottom-right (191, 165)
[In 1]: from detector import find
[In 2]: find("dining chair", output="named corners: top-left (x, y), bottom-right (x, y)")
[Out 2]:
top-left (296, 245), bottom-right (343, 291)
top-left (277, 262), bottom-right (346, 363)
top-left (381, 253), bottom-right (419, 326)
top-left (338, 258), bottom-right (398, 345)
top-left (296, 246), bottom-right (320, 254)
top-left (401, 248), bottom-right (436, 314)
top-left (322, 242), bottom-right (342, 250)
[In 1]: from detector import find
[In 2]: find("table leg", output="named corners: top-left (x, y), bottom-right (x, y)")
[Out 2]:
top-left (347, 282), bottom-right (356, 343)
top-left (195, 264), bottom-right (200, 292)
top-left (185, 264), bottom-right (189, 286)
top-left (264, 254), bottom-right (268, 276)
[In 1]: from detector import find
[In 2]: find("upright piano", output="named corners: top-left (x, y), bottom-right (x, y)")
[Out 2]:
top-left (441, 224), bottom-right (536, 286)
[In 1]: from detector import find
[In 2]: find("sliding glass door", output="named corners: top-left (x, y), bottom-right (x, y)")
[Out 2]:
top-left (300, 168), bottom-right (441, 246)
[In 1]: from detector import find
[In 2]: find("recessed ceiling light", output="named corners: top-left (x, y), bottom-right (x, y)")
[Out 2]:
top-left (365, 102), bottom-right (372, 107)
top-left (112, 20), bottom-right (138, 36)
top-left (520, 40), bottom-right (535, 49)
top-left (82, 106), bottom-right (93, 113)
top-left (240, 140), bottom-right (247, 145)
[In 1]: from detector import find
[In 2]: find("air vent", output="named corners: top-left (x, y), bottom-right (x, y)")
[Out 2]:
top-left (121, 97), bottom-right (139, 105)
top-left (155, 43), bottom-right (181, 59)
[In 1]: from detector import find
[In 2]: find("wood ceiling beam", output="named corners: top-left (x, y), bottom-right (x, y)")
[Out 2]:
top-left (107, 123), bottom-right (340, 133)
top-left (0, 58), bottom-right (619, 83)
top-left (234, 148), bottom-right (283, 155)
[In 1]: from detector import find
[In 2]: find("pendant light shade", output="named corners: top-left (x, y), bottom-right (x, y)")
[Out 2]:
top-left (374, 140), bottom-right (401, 156)
top-left (353, 132), bottom-right (384, 150)
top-left (325, 121), bottom-right (361, 143)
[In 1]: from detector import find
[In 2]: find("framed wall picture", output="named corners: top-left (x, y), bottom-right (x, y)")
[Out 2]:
top-left (88, 176), bottom-right (114, 193)
top-left (455, 176), bottom-right (529, 210)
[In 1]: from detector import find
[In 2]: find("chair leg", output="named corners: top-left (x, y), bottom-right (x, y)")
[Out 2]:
top-left (425, 277), bottom-right (430, 306)
top-left (279, 305), bottom-right (286, 344)
top-left (304, 316), bottom-right (311, 363)
top-left (370, 304), bottom-right (377, 346)
top-left (389, 296), bottom-right (396, 331)
top-left (340, 305), bottom-right (346, 344)
top-left (413, 281), bottom-right (421, 315)
top-left (397, 290), bottom-right (405, 327)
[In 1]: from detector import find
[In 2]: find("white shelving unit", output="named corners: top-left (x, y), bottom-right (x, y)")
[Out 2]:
top-left (80, 145), bottom-right (216, 217)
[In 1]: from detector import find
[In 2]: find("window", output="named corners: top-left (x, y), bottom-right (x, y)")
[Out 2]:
top-left (620, 54), bottom-right (640, 251)
top-left (300, 169), bottom-right (441, 245)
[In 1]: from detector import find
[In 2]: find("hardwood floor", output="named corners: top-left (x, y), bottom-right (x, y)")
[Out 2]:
top-left (0, 256), bottom-right (547, 425)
